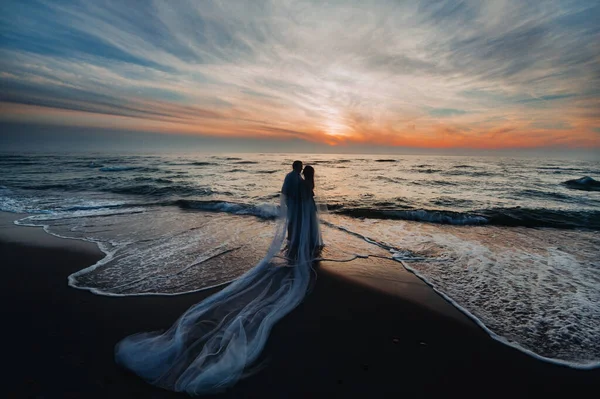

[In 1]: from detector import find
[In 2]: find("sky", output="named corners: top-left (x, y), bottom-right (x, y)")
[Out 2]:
top-left (0, 0), bottom-right (599, 154)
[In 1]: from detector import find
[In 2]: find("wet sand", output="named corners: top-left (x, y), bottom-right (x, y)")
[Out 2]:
top-left (1, 212), bottom-right (598, 398)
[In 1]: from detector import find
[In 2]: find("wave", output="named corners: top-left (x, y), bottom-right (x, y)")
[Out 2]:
top-left (375, 159), bottom-right (396, 162)
top-left (12, 178), bottom-right (211, 198)
top-left (538, 166), bottom-right (587, 172)
top-left (334, 206), bottom-right (600, 229)
top-left (480, 207), bottom-right (600, 229)
top-left (563, 176), bottom-right (600, 191)
top-left (452, 164), bottom-right (474, 168)
top-left (337, 208), bottom-right (488, 225)
top-left (372, 201), bottom-right (398, 207)
top-left (444, 169), bottom-right (497, 177)
top-left (5, 187), bottom-right (599, 230)
top-left (18, 181), bottom-right (100, 191)
top-left (1, 196), bottom-right (141, 216)
top-left (22, 207), bottom-right (147, 221)
top-left (305, 159), bottom-right (352, 165)
top-left (467, 171), bottom-right (498, 177)
top-left (110, 184), bottom-right (213, 197)
top-left (63, 203), bottom-right (129, 212)
top-left (375, 176), bottom-right (404, 184)
top-left (190, 161), bottom-right (217, 166)
top-left (517, 189), bottom-right (573, 201)
top-left (175, 199), bottom-right (279, 219)
top-left (430, 197), bottom-right (477, 207)
top-left (411, 180), bottom-right (457, 186)
top-left (0, 160), bottom-right (40, 166)
top-left (133, 177), bottom-right (174, 184)
top-left (100, 166), bottom-right (139, 172)
top-left (305, 160), bottom-right (333, 165)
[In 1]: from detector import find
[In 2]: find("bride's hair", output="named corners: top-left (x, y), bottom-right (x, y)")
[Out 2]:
top-left (303, 165), bottom-right (315, 190)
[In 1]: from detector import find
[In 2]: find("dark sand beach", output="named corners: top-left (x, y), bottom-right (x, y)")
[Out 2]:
top-left (2, 213), bottom-right (598, 398)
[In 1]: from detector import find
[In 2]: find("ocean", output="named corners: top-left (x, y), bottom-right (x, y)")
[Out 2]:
top-left (1, 152), bottom-right (599, 368)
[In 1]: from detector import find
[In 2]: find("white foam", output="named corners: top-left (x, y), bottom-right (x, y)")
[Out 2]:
top-left (327, 216), bottom-right (600, 369)
top-left (0, 190), bottom-right (52, 214)
top-left (182, 200), bottom-right (280, 219)
top-left (0, 195), bottom-right (26, 213)
top-left (17, 207), bottom-right (277, 296)
top-left (248, 203), bottom-right (280, 219)
top-left (14, 214), bottom-right (235, 297)
top-left (21, 207), bottom-right (146, 221)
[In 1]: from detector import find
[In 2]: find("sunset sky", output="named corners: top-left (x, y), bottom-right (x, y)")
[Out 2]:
top-left (1, 0), bottom-right (599, 154)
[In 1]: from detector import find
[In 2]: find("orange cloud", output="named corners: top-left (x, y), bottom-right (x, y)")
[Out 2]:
top-left (2, 99), bottom-right (599, 150)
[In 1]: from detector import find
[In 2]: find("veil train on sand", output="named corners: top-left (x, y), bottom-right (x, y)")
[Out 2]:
top-left (115, 189), bottom-right (324, 394)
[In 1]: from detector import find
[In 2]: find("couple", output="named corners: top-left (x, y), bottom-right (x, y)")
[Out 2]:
top-left (115, 161), bottom-right (323, 395)
top-left (281, 160), bottom-right (323, 259)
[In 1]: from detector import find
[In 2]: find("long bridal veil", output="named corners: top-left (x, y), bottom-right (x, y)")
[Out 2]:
top-left (115, 188), bottom-right (323, 395)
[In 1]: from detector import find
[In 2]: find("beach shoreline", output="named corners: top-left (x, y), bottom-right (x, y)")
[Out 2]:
top-left (2, 212), bottom-right (599, 397)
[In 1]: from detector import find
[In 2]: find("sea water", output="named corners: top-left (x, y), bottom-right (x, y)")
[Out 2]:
top-left (1, 152), bottom-right (598, 367)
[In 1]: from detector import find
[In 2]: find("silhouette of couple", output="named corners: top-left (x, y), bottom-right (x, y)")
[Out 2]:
top-left (281, 160), bottom-right (322, 259)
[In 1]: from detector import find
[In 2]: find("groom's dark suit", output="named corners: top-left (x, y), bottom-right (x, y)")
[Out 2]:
top-left (281, 170), bottom-right (303, 246)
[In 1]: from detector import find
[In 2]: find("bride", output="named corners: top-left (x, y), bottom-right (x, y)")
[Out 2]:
top-left (115, 162), bottom-right (323, 394)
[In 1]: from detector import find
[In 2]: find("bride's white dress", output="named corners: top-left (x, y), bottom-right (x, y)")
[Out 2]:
top-left (115, 180), bottom-right (322, 394)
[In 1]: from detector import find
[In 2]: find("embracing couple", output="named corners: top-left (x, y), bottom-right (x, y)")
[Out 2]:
top-left (281, 160), bottom-right (322, 259)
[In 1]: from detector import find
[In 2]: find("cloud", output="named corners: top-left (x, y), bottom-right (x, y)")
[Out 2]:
top-left (0, 0), bottom-right (598, 150)
top-left (428, 108), bottom-right (468, 117)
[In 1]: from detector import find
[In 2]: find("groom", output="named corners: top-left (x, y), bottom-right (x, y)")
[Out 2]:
top-left (281, 160), bottom-right (304, 248)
